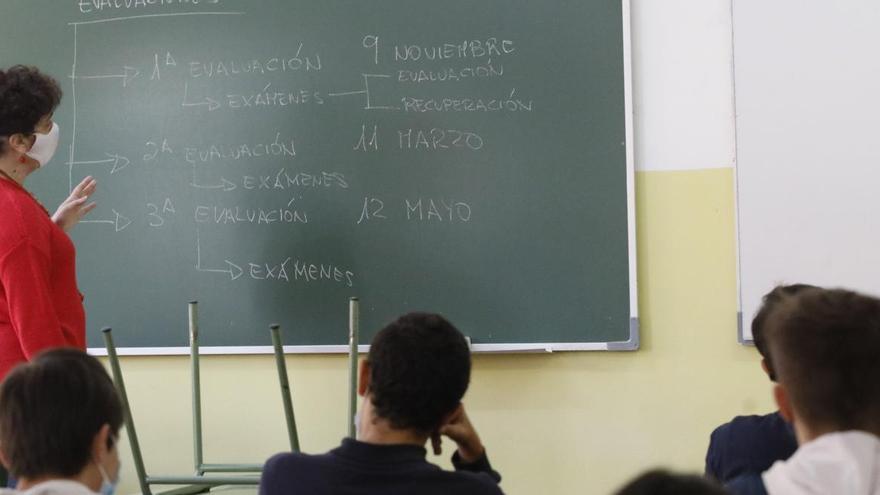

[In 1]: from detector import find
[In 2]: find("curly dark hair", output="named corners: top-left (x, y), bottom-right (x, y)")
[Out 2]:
top-left (367, 312), bottom-right (471, 434)
top-left (0, 65), bottom-right (63, 153)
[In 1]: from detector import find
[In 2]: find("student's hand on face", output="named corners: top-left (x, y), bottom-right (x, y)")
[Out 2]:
top-left (431, 404), bottom-right (485, 463)
top-left (53, 176), bottom-right (97, 232)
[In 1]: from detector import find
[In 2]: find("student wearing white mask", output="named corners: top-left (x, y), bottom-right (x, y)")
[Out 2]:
top-left (0, 65), bottom-right (97, 384)
top-left (0, 349), bottom-right (122, 495)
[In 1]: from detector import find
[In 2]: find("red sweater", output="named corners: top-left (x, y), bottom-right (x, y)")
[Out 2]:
top-left (0, 178), bottom-right (85, 381)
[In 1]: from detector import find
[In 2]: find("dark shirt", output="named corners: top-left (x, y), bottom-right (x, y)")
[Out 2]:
top-left (726, 473), bottom-right (768, 495)
top-left (260, 438), bottom-right (503, 495)
top-left (705, 412), bottom-right (797, 484)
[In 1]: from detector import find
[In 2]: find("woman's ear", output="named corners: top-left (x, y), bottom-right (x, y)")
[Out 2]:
top-left (6, 133), bottom-right (34, 154)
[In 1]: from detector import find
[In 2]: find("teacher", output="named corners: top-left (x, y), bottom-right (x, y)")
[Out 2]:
top-left (0, 65), bottom-right (97, 381)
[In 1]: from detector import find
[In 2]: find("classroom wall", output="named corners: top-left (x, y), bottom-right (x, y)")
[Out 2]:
top-left (108, 2), bottom-right (771, 494)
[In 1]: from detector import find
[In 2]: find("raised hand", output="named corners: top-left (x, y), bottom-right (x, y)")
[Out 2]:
top-left (53, 176), bottom-right (97, 232)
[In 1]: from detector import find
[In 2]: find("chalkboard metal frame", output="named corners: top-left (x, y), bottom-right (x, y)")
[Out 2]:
top-left (83, 0), bottom-right (639, 356)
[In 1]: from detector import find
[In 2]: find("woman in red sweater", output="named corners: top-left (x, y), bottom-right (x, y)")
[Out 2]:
top-left (0, 66), bottom-right (97, 381)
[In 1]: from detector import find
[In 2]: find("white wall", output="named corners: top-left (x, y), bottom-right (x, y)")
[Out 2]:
top-left (734, 1), bottom-right (880, 337)
top-left (632, 0), bottom-right (735, 171)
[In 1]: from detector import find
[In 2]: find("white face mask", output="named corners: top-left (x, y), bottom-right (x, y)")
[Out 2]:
top-left (26, 122), bottom-right (60, 167)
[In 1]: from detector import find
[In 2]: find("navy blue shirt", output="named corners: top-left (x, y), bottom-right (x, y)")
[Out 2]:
top-left (705, 412), bottom-right (797, 484)
top-left (726, 473), bottom-right (768, 495)
top-left (260, 438), bottom-right (503, 495)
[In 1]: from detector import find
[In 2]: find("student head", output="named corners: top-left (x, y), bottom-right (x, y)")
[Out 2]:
top-left (766, 287), bottom-right (880, 443)
top-left (751, 284), bottom-right (816, 381)
top-left (359, 312), bottom-right (471, 437)
top-left (615, 470), bottom-right (729, 495)
top-left (0, 65), bottom-right (62, 171)
top-left (0, 348), bottom-right (123, 491)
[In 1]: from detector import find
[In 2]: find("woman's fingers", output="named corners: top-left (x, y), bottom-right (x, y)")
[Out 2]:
top-left (81, 202), bottom-right (97, 216)
top-left (80, 179), bottom-right (97, 199)
top-left (71, 176), bottom-right (92, 195)
top-left (70, 176), bottom-right (97, 199)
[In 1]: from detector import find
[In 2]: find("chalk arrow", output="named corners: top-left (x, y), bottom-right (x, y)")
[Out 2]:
top-left (190, 177), bottom-right (237, 192)
top-left (194, 232), bottom-right (243, 280)
top-left (113, 209), bottom-right (132, 232)
top-left (224, 260), bottom-right (243, 280)
top-left (196, 259), bottom-right (243, 280)
top-left (183, 95), bottom-right (221, 111)
top-left (182, 81), bottom-right (221, 111)
top-left (80, 208), bottom-right (131, 232)
top-left (121, 66), bottom-right (140, 87)
top-left (69, 153), bottom-right (130, 174)
top-left (71, 66), bottom-right (140, 87)
top-left (108, 153), bottom-right (130, 174)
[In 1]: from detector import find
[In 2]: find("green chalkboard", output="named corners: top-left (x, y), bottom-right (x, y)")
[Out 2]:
top-left (1, 0), bottom-right (637, 351)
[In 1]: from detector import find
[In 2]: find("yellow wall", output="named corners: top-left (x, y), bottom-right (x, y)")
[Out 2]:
top-left (110, 167), bottom-right (772, 495)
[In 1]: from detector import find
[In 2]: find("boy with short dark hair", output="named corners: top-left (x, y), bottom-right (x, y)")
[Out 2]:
top-left (705, 285), bottom-right (814, 485)
top-left (0, 348), bottom-right (123, 495)
top-left (615, 470), bottom-right (729, 495)
top-left (260, 312), bottom-right (503, 495)
top-left (759, 287), bottom-right (880, 494)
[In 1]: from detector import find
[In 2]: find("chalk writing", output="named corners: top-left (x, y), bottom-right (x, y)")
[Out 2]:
top-left (363, 35), bottom-right (380, 65)
top-left (405, 198), bottom-right (472, 222)
top-left (394, 38), bottom-right (516, 62)
top-left (79, 0), bottom-right (220, 14)
top-left (184, 133), bottom-right (296, 163)
top-left (402, 89), bottom-right (533, 113)
top-left (150, 51), bottom-right (176, 81)
top-left (195, 233), bottom-right (356, 286)
top-left (357, 197), bottom-right (386, 224)
top-left (354, 124), bottom-right (379, 151)
top-left (226, 86), bottom-right (324, 109)
top-left (243, 169), bottom-right (349, 191)
top-left (189, 47), bottom-right (322, 78)
top-left (182, 82), bottom-right (324, 112)
top-left (143, 138), bottom-right (174, 161)
top-left (291, 259), bottom-right (355, 287)
top-left (398, 60), bottom-right (504, 84)
top-left (146, 198), bottom-right (176, 227)
top-left (328, 74), bottom-right (399, 111)
top-left (399, 128), bottom-right (484, 151)
top-left (194, 204), bottom-right (309, 225)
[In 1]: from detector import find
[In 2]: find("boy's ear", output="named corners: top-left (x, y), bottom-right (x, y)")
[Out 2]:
top-left (91, 424), bottom-right (113, 462)
top-left (774, 384), bottom-right (794, 423)
top-left (358, 360), bottom-right (370, 397)
top-left (0, 447), bottom-right (10, 470)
